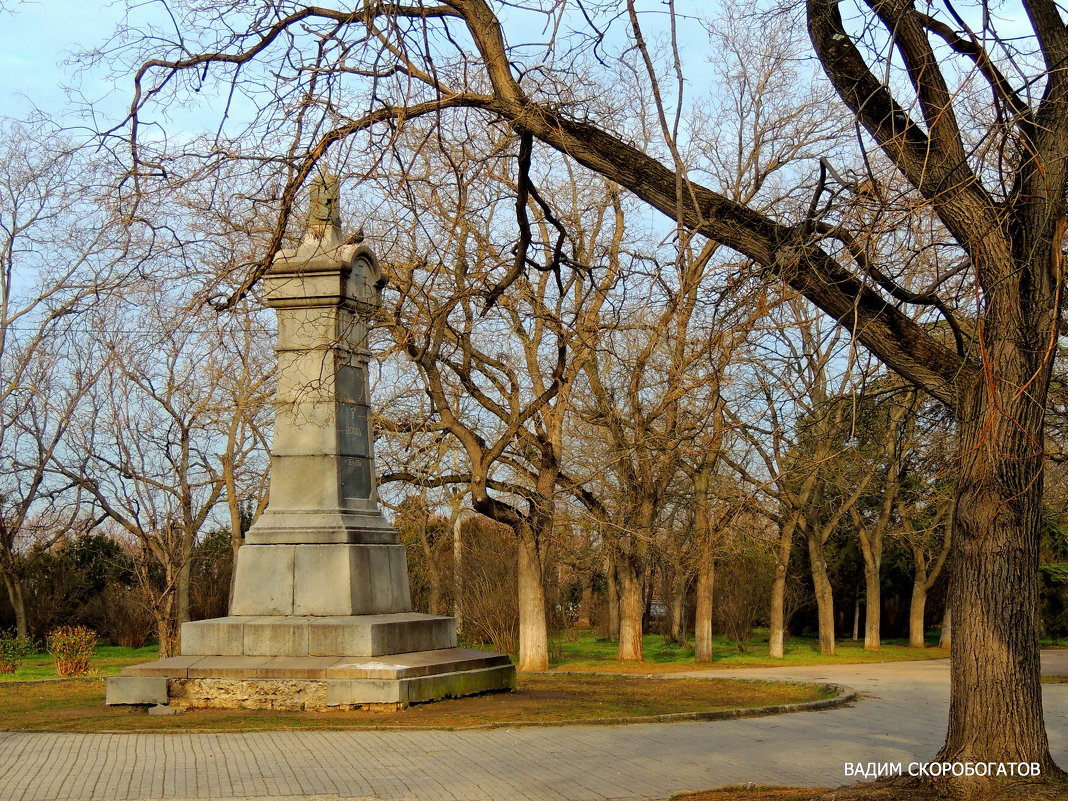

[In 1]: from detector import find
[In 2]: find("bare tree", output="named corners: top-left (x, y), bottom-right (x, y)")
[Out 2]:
top-left (112, 0), bottom-right (1068, 779)
top-left (61, 286), bottom-right (270, 655)
top-left (0, 120), bottom-right (132, 637)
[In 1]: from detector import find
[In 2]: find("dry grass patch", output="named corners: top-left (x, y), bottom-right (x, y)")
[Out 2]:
top-left (0, 673), bottom-right (834, 733)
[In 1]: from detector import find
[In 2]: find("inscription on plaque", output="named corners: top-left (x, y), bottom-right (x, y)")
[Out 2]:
top-left (336, 363), bottom-right (368, 405)
top-left (338, 404), bottom-right (370, 457)
top-left (341, 455), bottom-right (372, 502)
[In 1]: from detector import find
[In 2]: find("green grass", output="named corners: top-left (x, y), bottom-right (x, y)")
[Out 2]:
top-left (0, 644), bottom-right (159, 681)
top-left (1, 629), bottom-right (949, 681)
top-left (552, 629), bottom-right (950, 671)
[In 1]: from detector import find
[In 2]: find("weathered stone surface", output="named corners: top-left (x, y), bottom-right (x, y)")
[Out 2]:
top-left (105, 676), bottom-right (169, 705)
top-left (170, 678), bottom-right (328, 711)
top-left (180, 614), bottom-right (456, 658)
top-left (230, 543), bottom-right (411, 616)
top-left (229, 545), bottom-right (295, 615)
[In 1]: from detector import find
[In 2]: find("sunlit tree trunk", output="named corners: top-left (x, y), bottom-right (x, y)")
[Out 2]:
top-left (617, 555), bottom-right (644, 661)
top-left (694, 556), bottom-right (715, 662)
top-left (516, 527), bottom-right (548, 671)
top-left (939, 606), bottom-right (951, 650)
top-left (806, 527), bottom-right (835, 655)
top-left (606, 552), bottom-right (619, 642)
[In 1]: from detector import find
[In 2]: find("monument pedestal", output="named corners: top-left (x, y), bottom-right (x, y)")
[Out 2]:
top-left (106, 178), bottom-right (514, 711)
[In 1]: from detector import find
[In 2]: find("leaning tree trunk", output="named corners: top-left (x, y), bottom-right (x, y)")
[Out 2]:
top-left (617, 556), bottom-right (644, 661)
top-left (694, 556), bottom-right (715, 662)
top-left (806, 530), bottom-right (835, 655)
top-left (941, 373), bottom-right (1055, 770)
top-left (516, 528), bottom-right (548, 671)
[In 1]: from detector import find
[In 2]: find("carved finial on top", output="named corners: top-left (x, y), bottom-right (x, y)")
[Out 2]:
top-left (304, 171), bottom-right (342, 249)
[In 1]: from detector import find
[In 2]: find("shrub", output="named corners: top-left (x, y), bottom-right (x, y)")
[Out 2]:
top-left (0, 629), bottom-right (33, 674)
top-left (46, 625), bottom-right (97, 677)
top-left (97, 582), bottom-right (156, 649)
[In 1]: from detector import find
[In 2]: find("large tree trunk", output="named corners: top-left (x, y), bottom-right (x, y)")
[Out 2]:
top-left (807, 530), bottom-right (835, 655)
top-left (694, 557), bottom-right (714, 662)
top-left (669, 580), bottom-right (685, 643)
top-left (427, 567), bottom-right (443, 616)
top-left (1, 570), bottom-right (28, 640)
top-left (606, 552), bottom-right (620, 642)
top-left (909, 579), bottom-right (927, 649)
top-left (767, 524), bottom-right (793, 659)
top-left (516, 530), bottom-right (548, 671)
top-left (156, 591), bottom-right (179, 658)
top-left (177, 556), bottom-right (191, 626)
top-left (452, 512), bottom-right (463, 636)
top-left (576, 576), bottom-right (592, 628)
top-left (617, 557), bottom-right (644, 660)
top-left (862, 556), bottom-right (881, 652)
top-left (939, 377), bottom-right (1053, 769)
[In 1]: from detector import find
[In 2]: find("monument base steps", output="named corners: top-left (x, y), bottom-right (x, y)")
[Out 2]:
top-left (107, 613), bottom-right (514, 710)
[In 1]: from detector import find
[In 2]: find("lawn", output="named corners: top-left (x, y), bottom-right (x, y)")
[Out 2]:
top-left (1, 629), bottom-right (951, 683)
top-left (552, 629), bottom-right (951, 672)
top-left (0, 672), bottom-right (836, 732)
top-left (0, 644), bottom-right (159, 681)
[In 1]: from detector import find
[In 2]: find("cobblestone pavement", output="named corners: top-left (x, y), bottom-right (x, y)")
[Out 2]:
top-left (2, 652), bottom-right (1067, 801)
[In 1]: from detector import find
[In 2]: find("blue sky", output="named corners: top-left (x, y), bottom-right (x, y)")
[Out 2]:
top-left (0, 0), bottom-right (139, 125)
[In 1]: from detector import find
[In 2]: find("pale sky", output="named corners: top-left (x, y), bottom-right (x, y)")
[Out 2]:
top-left (0, 0), bottom-right (139, 126)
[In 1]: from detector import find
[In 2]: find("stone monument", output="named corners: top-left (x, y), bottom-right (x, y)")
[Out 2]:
top-left (106, 176), bottom-right (515, 711)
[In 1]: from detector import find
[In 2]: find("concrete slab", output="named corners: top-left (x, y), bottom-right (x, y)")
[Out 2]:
top-left (105, 676), bottom-right (169, 705)
top-left (181, 618), bottom-right (244, 655)
top-left (120, 655), bottom-right (202, 678)
top-left (186, 656), bottom-right (273, 678)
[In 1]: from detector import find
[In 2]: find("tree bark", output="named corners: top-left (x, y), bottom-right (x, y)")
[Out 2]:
top-left (695, 557), bottom-right (715, 662)
top-left (909, 579), bottom-right (927, 649)
top-left (452, 511), bottom-right (463, 636)
top-left (939, 606), bottom-right (951, 650)
top-left (617, 556), bottom-right (644, 660)
top-left (177, 550), bottom-right (192, 626)
top-left (807, 529), bottom-right (835, 655)
top-left (767, 519), bottom-right (795, 658)
top-left (862, 555), bottom-right (881, 652)
top-left (516, 529), bottom-right (548, 671)
top-left (1, 571), bottom-right (28, 640)
top-left (606, 552), bottom-right (620, 642)
top-left (576, 578), bottom-right (592, 628)
top-left (852, 593), bottom-right (860, 641)
top-left (939, 382), bottom-right (1053, 769)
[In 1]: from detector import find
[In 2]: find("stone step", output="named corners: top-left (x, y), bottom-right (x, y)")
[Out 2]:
top-left (108, 648), bottom-right (517, 710)
top-left (180, 612), bottom-right (456, 657)
top-left (121, 648), bottom-right (512, 681)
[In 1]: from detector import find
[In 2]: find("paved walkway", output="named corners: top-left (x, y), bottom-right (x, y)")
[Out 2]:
top-left (2, 653), bottom-right (1068, 801)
